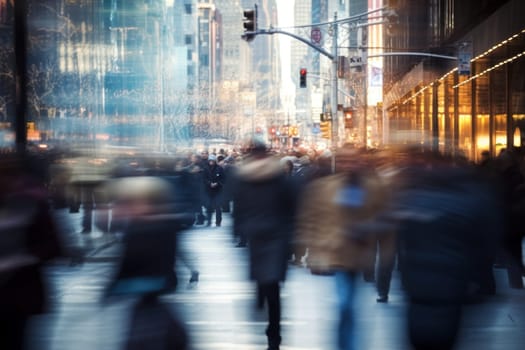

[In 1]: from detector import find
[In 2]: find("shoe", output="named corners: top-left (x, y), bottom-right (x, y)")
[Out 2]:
top-left (206, 222), bottom-right (211, 227)
top-left (266, 331), bottom-right (281, 350)
top-left (189, 271), bottom-right (199, 283)
top-left (216, 222), bottom-right (221, 227)
top-left (81, 228), bottom-right (91, 234)
top-left (235, 242), bottom-right (247, 248)
top-left (376, 295), bottom-right (389, 303)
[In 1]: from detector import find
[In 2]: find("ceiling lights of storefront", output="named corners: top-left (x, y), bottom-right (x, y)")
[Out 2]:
top-left (454, 50), bottom-right (525, 88)
top-left (471, 28), bottom-right (525, 61)
top-left (401, 27), bottom-right (525, 104)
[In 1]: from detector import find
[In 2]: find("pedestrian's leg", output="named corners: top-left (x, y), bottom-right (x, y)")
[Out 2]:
top-left (505, 232), bottom-right (524, 288)
top-left (81, 186), bottom-right (94, 233)
top-left (363, 240), bottom-right (377, 282)
top-left (261, 282), bottom-right (281, 349)
top-left (256, 283), bottom-right (265, 309)
top-left (205, 197), bottom-right (212, 226)
top-left (94, 186), bottom-right (110, 233)
top-left (335, 270), bottom-right (356, 350)
top-left (196, 204), bottom-right (205, 225)
top-left (0, 311), bottom-right (28, 350)
top-left (376, 235), bottom-right (396, 302)
top-left (215, 201), bottom-right (222, 227)
top-left (177, 248), bottom-right (199, 283)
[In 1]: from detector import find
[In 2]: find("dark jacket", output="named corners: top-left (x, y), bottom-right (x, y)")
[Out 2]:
top-left (232, 155), bottom-right (298, 284)
top-left (203, 163), bottom-right (225, 196)
top-left (105, 176), bottom-right (189, 296)
top-left (394, 164), bottom-right (502, 303)
top-left (0, 172), bottom-right (63, 316)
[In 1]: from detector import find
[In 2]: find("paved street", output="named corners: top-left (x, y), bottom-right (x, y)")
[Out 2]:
top-left (25, 211), bottom-right (525, 350)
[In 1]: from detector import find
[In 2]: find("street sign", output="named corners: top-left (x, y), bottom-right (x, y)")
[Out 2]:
top-left (349, 56), bottom-right (363, 67)
top-left (458, 42), bottom-right (472, 76)
top-left (311, 27), bottom-right (322, 45)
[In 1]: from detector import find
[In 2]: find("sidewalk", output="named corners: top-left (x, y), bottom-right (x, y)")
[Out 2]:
top-left (44, 211), bottom-right (525, 349)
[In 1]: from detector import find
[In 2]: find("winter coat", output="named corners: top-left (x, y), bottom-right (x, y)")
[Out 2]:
top-left (203, 163), bottom-right (225, 197)
top-left (394, 165), bottom-right (503, 303)
top-left (104, 176), bottom-right (189, 296)
top-left (295, 170), bottom-right (392, 273)
top-left (0, 172), bottom-right (63, 316)
top-left (232, 155), bottom-right (298, 284)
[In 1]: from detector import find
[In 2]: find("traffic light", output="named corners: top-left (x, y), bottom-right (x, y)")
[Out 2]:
top-left (299, 68), bottom-right (307, 88)
top-left (320, 121), bottom-right (331, 139)
top-left (242, 5), bottom-right (257, 42)
top-left (344, 108), bottom-right (354, 128)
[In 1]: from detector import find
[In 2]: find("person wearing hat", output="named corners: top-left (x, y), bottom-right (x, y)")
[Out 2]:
top-left (203, 154), bottom-right (225, 227)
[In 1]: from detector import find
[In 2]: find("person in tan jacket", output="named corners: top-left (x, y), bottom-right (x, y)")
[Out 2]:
top-left (294, 148), bottom-right (395, 350)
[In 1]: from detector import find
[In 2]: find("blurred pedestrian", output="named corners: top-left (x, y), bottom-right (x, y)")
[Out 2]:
top-left (295, 147), bottom-right (392, 350)
top-left (220, 156), bottom-right (236, 213)
top-left (69, 156), bottom-right (111, 234)
top-left (391, 150), bottom-right (503, 350)
top-left (186, 153), bottom-right (206, 225)
top-left (203, 154), bottom-right (225, 227)
top-left (0, 153), bottom-right (63, 350)
top-left (495, 148), bottom-right (525, 288)
top-left (232, 138), bottom-right (298, 350)
top-left (104, 176), bottom-right (192, 350)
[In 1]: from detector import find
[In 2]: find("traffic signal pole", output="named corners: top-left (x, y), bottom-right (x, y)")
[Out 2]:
top-left (247, 14), bottom-right (339, 172)
top-left (330, 13), bottom-right (338, 172)
top-left (242, 7), bottom-right (392, 172)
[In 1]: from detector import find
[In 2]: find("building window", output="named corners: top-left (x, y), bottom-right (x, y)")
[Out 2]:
top-left (184, 4), bottom-right (192, 14)
top-left (185, 34), bottom-right (192, 45)
top-left (200, 54), bottom-right (209, 66)
top-left (187, 49), bottom-right (192, 60)
top-left (444, 0), bottom-right (455, 39)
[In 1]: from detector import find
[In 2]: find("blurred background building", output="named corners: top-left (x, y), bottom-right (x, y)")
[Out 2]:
top-left (0, 0), bottom-right (524, 160)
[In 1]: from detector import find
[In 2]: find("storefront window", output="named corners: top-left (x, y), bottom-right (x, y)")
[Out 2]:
top-left (438, 81), bottom-right (446, 153)
top-left (476, 114), bottom-right (490, 154)
top-left (457, 74), bottom-right (472, 158)
top-left (459, 114), bottom-right (472, 157)
top-left (494, 114), bottom-right (507, 154)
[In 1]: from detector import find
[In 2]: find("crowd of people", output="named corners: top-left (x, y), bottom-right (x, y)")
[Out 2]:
top-left (1, 140), bottom-right (525, 350)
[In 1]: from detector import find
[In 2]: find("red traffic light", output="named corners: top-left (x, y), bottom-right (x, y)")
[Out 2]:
top-left (299, 68), bottom-right (307, 88)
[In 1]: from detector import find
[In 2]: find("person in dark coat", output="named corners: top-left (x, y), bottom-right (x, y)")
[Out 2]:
top-left (392, 151), bottom-right (502, 350)
top-left (0, 153), bottom-right (63, 350)
top-left (104, 176), bottom-right (191, 350)
top-left (186, 153), bottom-right (206, 225)
top-left (203, 154), bottom-right (225, 227)
top-left (232, 139), bottom-right (298, 350)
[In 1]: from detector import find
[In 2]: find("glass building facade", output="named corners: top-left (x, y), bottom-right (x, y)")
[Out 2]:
top-left (384, 0), bottom-right (525, 161)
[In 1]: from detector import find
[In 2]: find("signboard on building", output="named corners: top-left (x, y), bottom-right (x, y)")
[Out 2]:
top-left (349, 56), bottom-right (363, 68)
top-left (458, 42), bottom-right (472, 76)
top-left (311, 27), bottom-right (322, 45)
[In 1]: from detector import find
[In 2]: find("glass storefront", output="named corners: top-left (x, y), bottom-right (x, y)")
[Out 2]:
top-left (385, 27), bottom-right (525, 162)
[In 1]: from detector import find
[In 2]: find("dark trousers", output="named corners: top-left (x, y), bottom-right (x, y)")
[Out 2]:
top-left (0, 310), bottom-right (28, 350)
top-left (81, 184), bottom-right (110, 233)
top-left (206, 194), bottom-right (222, 225)
top-left (408, 302), bottom-right (461, 350)
top-left (376, 235), bottom-right (397, 297)
top-left (504, 231), bottom-right (524, 288)
top-left (257, 282), bottom-right (281, 349)
top-left (125, 296), bottom-right (188, 350)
